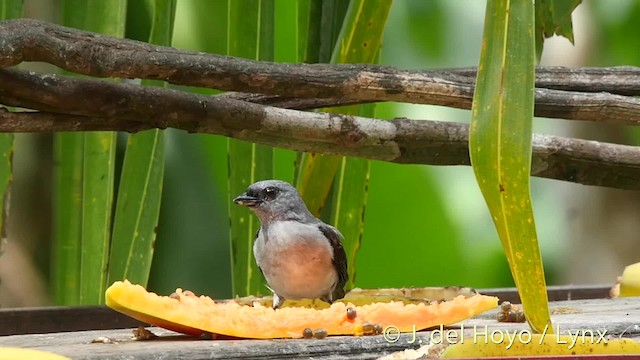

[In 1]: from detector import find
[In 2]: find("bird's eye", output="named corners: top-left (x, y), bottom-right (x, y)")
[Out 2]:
top-left (264, 187), bottom-right (278, 200)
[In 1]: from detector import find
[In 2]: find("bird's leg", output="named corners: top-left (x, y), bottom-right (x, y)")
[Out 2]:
top-left (272, 293), bottom-right (285, 309)
top-left (320, 294), bottom-right (334, 305)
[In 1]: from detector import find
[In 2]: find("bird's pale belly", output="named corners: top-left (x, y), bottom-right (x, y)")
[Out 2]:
top-left (258, 240), bottom-right (337, 300)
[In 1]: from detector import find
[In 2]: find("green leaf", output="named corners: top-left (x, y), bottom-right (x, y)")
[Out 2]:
top-left (295, 0), bottom-right (317, 63)
top-left (296, 0), bottom-right (391, 289)
top-left (294, 0), bottom-right (347, 211)
top-left (227, 0), bottom-right (275, 297)
top-left (330, 155), bottom-right (369, 289)
top-left (534, 0), bottom-right (582, 60)
top-left (296, 0), bottom-right (390, 213)
top-left (330, 0), bottom-right (390, 64)
top-left (0, 0), bottom-right (22, 19)
top-left (470, 0), bottom-right (551, 332)
top-left (52, 0), bottom-right (89, 306)
top-left (296, 154), bottom-right (342, 216)
top-left (80, 132), bottom-right (117, 305)
top-left (290, 0), bottom-right (320, 187)
top-left (53, 0), bottom-right (88, 307)
top-left (58, 0), bottom-right (126, 305)
top-left (320, 0), bottom-right (351, 63)
top-left (108, 0), bottom-right (175, 288)
top-left (108, 129), bottom-right (164, 287)
top-left (52, 133), bottom-right (82, 305)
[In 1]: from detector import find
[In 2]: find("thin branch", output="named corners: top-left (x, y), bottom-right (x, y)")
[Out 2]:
top-left (3, 111), bottom-right (639, 190)
top-left (444, 66), bottom-right (640, 96)
top-left (2, 19), bottom-right (640, 125)
top-left (1, 71), bottom-right (638, 190)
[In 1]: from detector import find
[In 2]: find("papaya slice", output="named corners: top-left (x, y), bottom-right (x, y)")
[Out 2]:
top-left (106, 280), bottom-right (498, 339)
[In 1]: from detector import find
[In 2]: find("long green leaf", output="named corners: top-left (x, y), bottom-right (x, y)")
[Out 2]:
top-left (53, 133), bottom-right (83, 305)
top-left (330, 93), bottom-right (379, 289)
top-left (80, 132), bottom-right (117, 304)
top-left (296, 0), bottom-right (390, 215)
top-left (330, 156), bottom-right (369, 289)
top-left (59, 0), bottom-right (127, 305)
top-left (297, 0), bottom-right (391, 289)
top-left (469, 0), bottom-right (551, 332)
top-left (53, 0), bottom-right (86, 306)
top-left (294, 0), bottom-right (349, 213)
top-left (227, 0), bottom-right (274, 297)
top-left (291, 0), bottom-right (319, 187)
top-left (108, 120), bottom-right (163, 288)
top-left (108, 0), bottom-right (175, 287)
top-left (330, 0), bottom-right (389, 64)
top-left (296, 0), bottom-right (315, 63)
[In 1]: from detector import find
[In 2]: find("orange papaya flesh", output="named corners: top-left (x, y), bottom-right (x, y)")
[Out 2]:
top-left (106, 280), bottom-right (498, 339)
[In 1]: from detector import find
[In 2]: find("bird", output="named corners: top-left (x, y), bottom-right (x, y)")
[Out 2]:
top-left (233, 179), bottom-right (348, 309)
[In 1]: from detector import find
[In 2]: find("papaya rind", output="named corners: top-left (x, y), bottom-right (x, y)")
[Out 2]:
top-left (106, 280), bottom-right (498, 339)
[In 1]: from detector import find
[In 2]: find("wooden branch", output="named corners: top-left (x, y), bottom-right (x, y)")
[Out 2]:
top-left (447, 66), bottom-right (640, 96)
top-left (1, 69), bottom-right (639, 190)
top-left (2, 19), bottom-right (640, 125)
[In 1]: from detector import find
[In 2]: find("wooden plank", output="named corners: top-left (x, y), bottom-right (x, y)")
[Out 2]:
top-left (480, 285), bottom-right (612, 303)
top-left (0, 285), bottom-right (612, 336)
top-left (0, 297), bottom-right (638, 359)
top-left (0, 306), bottom-right (144, 336)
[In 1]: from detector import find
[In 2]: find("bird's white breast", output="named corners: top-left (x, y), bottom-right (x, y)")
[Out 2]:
top-left (253, 221), bottom-right (337, 300)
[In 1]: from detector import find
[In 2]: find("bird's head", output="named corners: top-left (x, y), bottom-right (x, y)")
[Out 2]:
top-left (233, 180), bottom-right (312, 222)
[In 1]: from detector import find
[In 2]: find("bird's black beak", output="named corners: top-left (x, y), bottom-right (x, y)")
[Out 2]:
top-left (233, 193), bottom-right (261, 207)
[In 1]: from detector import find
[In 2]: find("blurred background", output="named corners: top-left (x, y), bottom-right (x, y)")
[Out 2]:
top-left (1, 0), bottom-right (638, 307)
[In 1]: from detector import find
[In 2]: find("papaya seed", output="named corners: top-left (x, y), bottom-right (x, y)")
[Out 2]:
top-left (497, 311), bottom-right (507, 322)
top-left (500, 301), bottom-right (512, 312)
top-left (302, 328), bottom-right (313, 339)
top-left (346, 307), bottom-right (357, 320)
top-left (313, 328), bottom-right (328, 339)
top-left (362, 322), bottom-right (375, 335)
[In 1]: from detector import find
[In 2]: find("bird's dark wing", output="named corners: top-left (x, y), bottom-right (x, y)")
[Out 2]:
top-left (318, 224), bottom-right (348, 301)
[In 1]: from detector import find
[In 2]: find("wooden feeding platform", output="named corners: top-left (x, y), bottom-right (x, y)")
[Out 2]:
top-left (1, 285), bottom-right (638, 359)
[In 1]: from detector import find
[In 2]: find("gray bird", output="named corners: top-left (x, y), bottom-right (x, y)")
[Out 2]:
top-left (233, 180), bottom-right (348, 309)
